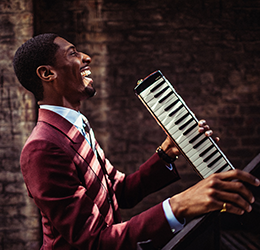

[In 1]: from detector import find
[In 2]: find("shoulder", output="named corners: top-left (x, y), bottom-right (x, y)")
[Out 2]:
top-left (23, 121), bottom-right (65, 149)
top-left (20, 118), bottom-right (76, 166)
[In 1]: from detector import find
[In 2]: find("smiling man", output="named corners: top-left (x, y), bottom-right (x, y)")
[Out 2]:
top-left (36, 36), bottom-right (95, 109)
top-left (13, 33), bottom-right (259, 250)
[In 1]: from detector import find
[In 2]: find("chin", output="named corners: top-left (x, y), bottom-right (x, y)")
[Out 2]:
top-left (85, 86), bottom-right (96, 98)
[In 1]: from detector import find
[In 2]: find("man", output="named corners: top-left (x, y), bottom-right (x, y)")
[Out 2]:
top-left (13, 33), bottom-right (259, 250)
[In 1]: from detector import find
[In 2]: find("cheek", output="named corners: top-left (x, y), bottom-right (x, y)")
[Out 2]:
top-left (61, 70), bottom-right (81, 84)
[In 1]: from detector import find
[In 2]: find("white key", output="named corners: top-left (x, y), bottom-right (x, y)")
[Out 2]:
top-left (158, 91), bottom-right (177, 106)
top-left (157, 87), bottom-right (174, 101)
top-left (157, 95), bottom-right (179, 114)
top-left (139, 86), bottom-right (153, 98)
top-left (159, 101), bottom-right (183, 127)
top-left (196, 151), bottom-right (221, 174)
top-left (151, 101), bottom-right (165, 114)
top-left (158, 102), bottom-right (182, 120)
top-left (169, 106), bottom-right (187, 120)
top-left (175, 114), bottom-right (193, 128)
top-left (150, 82), bottom-right (169, 96)
top-left (210, 158), bottom-right (231, 174)
top-left (181, 142), bottom-right (194, 155)
top-left (151, 91), bottom-right (178, 113)
top-left (185, 140), bottom-right (213, 160)
top-left (195, 161), bottom-right (212, 174)
top-left (142, 91), bottom-right (154, 103)
top-left (202, 158), bottom-right (228, 177)
top-left (141, 86), bottom-right (157, 102)
top-left (164, 107), bottom-right (186, 129)
top-left (179, 125), bottom-right (202, 147)
top-left (168, 116), bottom-right (194, 142)
top-left (191, 146), bottom-right (216, 164)
top-left (151, 97), bottom-right (179, 117)
top-left (170, 115), bottom-right (191, 135)
top-left (218, 165), bottom-right (232, 173)
top-left (176, 125), bottom-right (199, 147)
top-left (185, 145), bottom-right (213, 170)
top-left (142, 81), bottom-right (167, 102)
top-left (146, 96), bottom-right (159, 107)
top-left (170, 129), bottom-right (184, 141)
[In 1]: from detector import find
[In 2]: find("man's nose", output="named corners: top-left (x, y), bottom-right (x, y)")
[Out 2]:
top-left (82, 53), bottom-right (91, 64)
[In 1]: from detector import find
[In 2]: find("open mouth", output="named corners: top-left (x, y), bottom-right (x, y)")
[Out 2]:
top-left (81, 69), bottom-right (91, 78)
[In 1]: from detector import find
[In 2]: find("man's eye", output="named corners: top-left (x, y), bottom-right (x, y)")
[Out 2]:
top-left (70, 50), bottom-right (78, 56)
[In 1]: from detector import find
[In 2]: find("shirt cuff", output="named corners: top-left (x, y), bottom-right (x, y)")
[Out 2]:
top-left (162, 198), bottom-right (186, 233)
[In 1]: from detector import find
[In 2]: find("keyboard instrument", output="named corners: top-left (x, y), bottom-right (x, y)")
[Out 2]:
top-left (134, 70), bottom-right (234, 179)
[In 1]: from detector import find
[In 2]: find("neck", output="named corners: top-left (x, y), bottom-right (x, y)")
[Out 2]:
top-left (38, 99), bottom-right (81, 111)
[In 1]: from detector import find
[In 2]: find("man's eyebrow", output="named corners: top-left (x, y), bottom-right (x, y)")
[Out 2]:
top-left (67, 45), bottom-right (76, 52)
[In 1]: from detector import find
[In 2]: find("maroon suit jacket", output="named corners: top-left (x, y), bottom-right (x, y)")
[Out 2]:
top-left (20, 109), bottom-right (180, 249)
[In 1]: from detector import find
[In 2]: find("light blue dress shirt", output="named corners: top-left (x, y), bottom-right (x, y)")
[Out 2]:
top-left (40, 105), bottom-right (185, 233)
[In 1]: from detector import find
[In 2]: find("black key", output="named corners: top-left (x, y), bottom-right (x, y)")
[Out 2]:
top-left (159, 91), bottom-right (173, 103)
top-left (175, 112), bottom-right (189, 125)
top-left (169, 104), bottom-right (184, 117)
top-left (189, 132), bottom-right (203, 144)
top-left (179, 117), bottom-right (193, 130)
top-left (154, 86), bottom-right (169, 98)
top-left (165, 99), bottom-right (179, 111)
top-left (183, 123), bottom-right (197, 136)
top-left (199, 144), bottom-right (214, 157)
top-left (193, 136), bottom-right (208, 149)
top-left (215, 163), bottom-right (229, 173)
top-left (151, 79), bottom-right (164, 92)
top-left (208, 155), bottom-right (222, 168)
top-left (203, 150), bottom-right (218, 162)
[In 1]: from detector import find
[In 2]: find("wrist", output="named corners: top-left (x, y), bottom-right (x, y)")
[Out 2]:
top-left (156, 146), bottom-right (178, 164)
top-left (169, 195), bottom-right (185, 224)
top-left (163, 199), bottom-right (186, 233)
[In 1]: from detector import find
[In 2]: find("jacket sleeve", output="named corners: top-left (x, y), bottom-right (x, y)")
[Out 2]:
top-left (21, 140), bottom-right (177, 250)
top-left (112, 153), bottom-right (180, 209)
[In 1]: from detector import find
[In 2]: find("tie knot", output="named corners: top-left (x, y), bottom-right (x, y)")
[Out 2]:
top-left (81, 115), bottom-right (91, 132)
top-left (80, 115), bottom-right (96, 154)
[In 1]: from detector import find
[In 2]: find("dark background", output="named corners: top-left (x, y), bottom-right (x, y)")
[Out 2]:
top-left (0, 0), bottom-right (260, 248)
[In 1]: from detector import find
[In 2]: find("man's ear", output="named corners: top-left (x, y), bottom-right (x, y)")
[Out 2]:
top-left (36, 65), bottom-right (57, 82)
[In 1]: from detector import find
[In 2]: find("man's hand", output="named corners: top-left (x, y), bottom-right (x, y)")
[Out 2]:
top-left (158, 119), bottom-right (260, 222)
top-left (169, 169), bottom-right (260, 222)
top-left (160, 119), bottom-right (216, 158)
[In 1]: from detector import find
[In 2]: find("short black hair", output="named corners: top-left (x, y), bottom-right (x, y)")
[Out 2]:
top-left (13, 33), bottom-right (59, 101)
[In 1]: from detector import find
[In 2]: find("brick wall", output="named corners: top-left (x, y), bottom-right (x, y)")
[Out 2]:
top-left (1, 0), bottom-right (260, 248)
top-left (0, 0), bottom-right (41, 249)
top-left (92, 0), bottom-right (260, 219)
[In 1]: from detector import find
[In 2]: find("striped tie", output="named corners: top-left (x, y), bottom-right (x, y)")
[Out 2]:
top-left (81, 115), bottom-right (119, 223)
top-left (81, 115), bottom-right (96, 154)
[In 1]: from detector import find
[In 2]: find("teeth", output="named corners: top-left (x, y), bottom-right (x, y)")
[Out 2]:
top-left (81, 70), bottom-right (91, 77)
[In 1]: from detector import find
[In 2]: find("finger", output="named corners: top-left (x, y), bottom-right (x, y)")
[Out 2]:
top-left (210, 171), bottom-right (257, 203)
top-left (214, 180), bottom-right (255, 205)
top-left (198, 126), bottom-right (209, 132)
top-left (218, 202), bottom-right (246, 215)
top-left (205, 130), bottom-right (213, 137)
top-left (198, 124), bottom-right (210, 131)
top-left (217, 169), bottom-right (260, 187)
top-left (198, 127), bottom-right (213, 137)
top-left (213, 136), bottom-right (220, 143)
top-left (198, 120), bottom-right (206, 127)
top-left (214, 187), bottom-right (253, 213)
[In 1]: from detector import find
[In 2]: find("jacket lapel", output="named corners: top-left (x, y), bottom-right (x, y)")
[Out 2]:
top-left (38, 109), bottom-right (109, 193)
top-left (38, 109), bottom-right (116, 225)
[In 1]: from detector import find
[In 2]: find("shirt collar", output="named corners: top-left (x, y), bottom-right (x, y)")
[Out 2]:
top-left (40, 105), bottom-right (85, 131)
